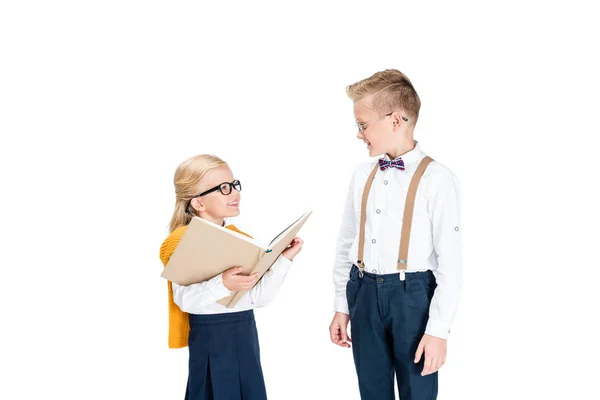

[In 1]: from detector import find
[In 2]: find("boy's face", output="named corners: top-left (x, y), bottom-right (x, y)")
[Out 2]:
top-left (354, 96), bottom-right (399, 158)
top-left (191, 166), bottom-right (241, 221)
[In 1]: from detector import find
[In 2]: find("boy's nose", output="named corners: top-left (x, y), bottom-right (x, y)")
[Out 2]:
top-left (357, 131), bottom-right (364, 140)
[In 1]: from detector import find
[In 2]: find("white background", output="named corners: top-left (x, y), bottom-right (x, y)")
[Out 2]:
top-left (1, 1), bottom-right (599, 399)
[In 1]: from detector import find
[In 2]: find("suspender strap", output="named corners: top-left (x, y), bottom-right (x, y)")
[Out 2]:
top-left (397, 156), bottom-right (434, 270)
top-left (357, 163), bottom-right (379, 272)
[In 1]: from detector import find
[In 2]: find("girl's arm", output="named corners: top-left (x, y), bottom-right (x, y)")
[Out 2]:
top-left (171, 273), bottom-right (232, 313)
top-left (248, 254), bottom-right (293, 308)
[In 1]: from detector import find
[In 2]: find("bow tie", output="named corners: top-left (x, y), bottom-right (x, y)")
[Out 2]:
top-left (378, 158), bottom-right (405, 171)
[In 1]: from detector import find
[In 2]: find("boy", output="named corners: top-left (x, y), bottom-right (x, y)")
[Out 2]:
top-left (329, 69), bottom-right (462, 400)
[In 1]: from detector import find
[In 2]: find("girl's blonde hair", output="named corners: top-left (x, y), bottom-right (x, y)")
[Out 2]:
top-left (168, 154), bottom-right (228, 233)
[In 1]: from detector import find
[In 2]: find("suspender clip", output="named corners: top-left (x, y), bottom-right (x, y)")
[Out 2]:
top-left (398, 259), bottom-right (407, 281)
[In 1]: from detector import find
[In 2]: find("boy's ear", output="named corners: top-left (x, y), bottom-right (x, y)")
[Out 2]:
top-left (392, 110), bottom-right (410, 130)
top-left (392, 112), bottom-right (403, 129)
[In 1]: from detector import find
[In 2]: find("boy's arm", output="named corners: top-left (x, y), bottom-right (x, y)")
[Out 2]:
top-left (426, 170), bottom-right (463, 339)
top-left (333, 175), bottom-right (357, 315)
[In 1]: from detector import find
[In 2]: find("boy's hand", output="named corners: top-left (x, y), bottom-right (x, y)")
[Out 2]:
top-left (414, 334), bottom-right (447, 375)
top-left (222, 267), bottom-right (260, 292)
top-left (282, 236), bottom-right (304, 261)
top-left (329, 312), bottom-right (351, 348)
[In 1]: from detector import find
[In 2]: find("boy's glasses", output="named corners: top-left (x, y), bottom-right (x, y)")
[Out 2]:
top-left (356, 112), bottom-right (408, 134)
top-left (185, 180), bottom-right (242, 213)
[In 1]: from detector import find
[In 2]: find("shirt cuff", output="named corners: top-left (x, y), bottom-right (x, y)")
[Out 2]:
top-left (267, 254), bottom-right (293, 280)
top-left (334, 296), bottom-right (349, 315)
top-left (209, 273), bottom-right (233, 299)
top-left (425, 319), bottom-right (451, 339)
top-left (274, 254), bottom-right (293, 269)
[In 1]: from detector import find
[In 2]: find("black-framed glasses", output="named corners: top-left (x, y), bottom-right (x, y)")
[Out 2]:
top-left (185, 180), bottom-right (242, 214)
top-left (356, 111), bottom-right (408, 134)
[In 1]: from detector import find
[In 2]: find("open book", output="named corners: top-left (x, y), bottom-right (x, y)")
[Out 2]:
top-left (161, 211), bottom-right (312, 308)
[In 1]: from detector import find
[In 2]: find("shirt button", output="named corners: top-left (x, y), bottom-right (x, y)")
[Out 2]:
top-left (371, 239), bottom-right (376, 244)
top-left (383, 180), bottom-right (388, 185)
top-left (376, 209), bottom-right (381, 214)
top-left (372, 269), bottom-right (377, 273)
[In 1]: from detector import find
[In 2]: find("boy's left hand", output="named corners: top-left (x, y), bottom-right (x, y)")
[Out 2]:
top-left (282, 237), bottom-right (303, 261)
top-left (414, 334), bottom-right (447, 376)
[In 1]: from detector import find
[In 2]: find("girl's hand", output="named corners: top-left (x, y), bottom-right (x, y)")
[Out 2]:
top-left (222, 267), bottom-right (259, 292)
top-left (282, 236), bottom-right (304, 261)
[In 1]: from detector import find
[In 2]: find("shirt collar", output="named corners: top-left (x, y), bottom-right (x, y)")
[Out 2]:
top-left (383, 140), bottom-right (422, 164)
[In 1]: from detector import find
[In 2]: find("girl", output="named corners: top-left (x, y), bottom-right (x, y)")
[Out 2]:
top-left (159, 154), bottom-right (303, 400)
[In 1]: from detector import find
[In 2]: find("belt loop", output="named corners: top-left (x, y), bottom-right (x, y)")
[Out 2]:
top-left (405, 274), bottom-right (409, 291)
top-left (357, 261), bottom-right (364, 278)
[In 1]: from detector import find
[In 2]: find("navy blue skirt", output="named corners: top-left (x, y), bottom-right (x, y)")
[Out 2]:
top-left (185, 310), bottom-right (267, 400)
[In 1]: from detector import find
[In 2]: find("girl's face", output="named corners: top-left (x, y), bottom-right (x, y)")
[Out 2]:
top-left (190, 166), bottom-right (241, 224)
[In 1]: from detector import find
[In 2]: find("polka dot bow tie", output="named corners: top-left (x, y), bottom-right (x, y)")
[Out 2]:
top-left (378, 158), bottom-right (405, 171)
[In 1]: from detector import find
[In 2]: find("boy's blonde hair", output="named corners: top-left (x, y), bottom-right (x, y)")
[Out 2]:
top-left (346, 69), bottom-right (421, 123)
top-left (168, 154), bottom-right (228, 233)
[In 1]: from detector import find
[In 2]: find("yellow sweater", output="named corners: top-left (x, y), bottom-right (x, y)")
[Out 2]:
top-left (159, 223), bottom-right (252, 348)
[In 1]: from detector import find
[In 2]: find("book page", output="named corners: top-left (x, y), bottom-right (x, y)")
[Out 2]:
top-left (268, 212), bottom-right (306, 247)
top-left (268, 211), bottom-right (312, 250)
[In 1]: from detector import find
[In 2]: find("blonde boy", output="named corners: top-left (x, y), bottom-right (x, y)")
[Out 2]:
top-left (329, 69), bottom-right (462, 400)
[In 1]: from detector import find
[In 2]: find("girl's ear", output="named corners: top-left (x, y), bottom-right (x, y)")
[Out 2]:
top-left (191, 197), bottom-right (204, 212)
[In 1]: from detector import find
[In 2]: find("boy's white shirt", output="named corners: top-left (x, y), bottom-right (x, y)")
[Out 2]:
top-left (332, 140), bottom-right (463, 339)
top-left (171, 217), bottom-right (294, 314)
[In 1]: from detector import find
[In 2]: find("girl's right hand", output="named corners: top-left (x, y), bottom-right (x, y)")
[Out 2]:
top-left (222, 267), bottom-right (260, 292)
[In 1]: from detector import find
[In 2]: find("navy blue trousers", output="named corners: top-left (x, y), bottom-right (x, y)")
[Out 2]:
top-left (347, 265), bottom-right (438, 400)
top-left (185, 310), bottom-right (267, 400)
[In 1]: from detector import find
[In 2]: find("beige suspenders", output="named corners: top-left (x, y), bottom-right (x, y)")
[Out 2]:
top-left (356, 156), bottom-right (434, 281)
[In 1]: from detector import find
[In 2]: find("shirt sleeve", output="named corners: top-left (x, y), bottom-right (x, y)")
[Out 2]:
top-left (332, 174), bottom-right (357, 315)
top-left (171, 273), bottom-right (232, 314)
top-left (249, 254), bottom-right (293, 308)
top-left (426, 170), bottom-right (463, 339)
